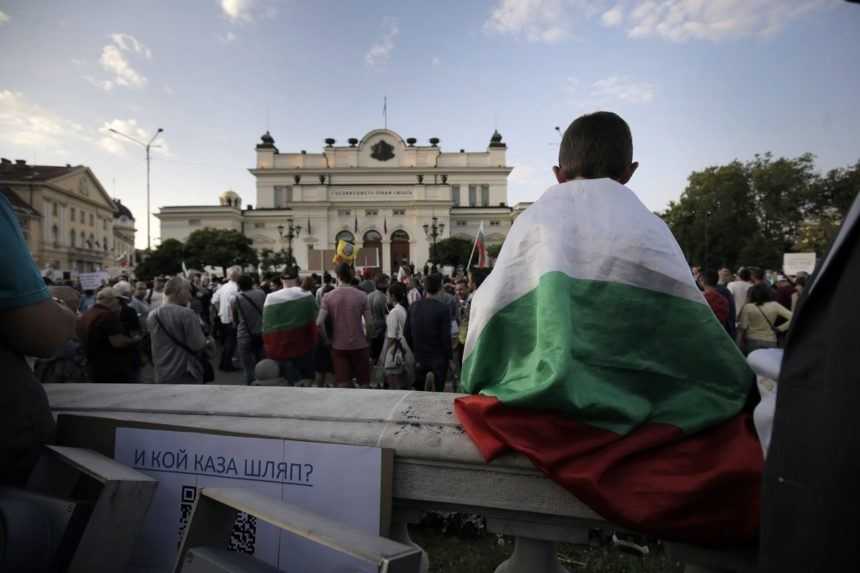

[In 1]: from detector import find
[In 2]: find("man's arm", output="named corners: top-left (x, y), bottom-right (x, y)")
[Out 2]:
top-left (184, 311), bottom-right (208, 352)
top-left (316, 307), bottom-right (329, 345)
top-left (363, 297), bottom-right (374, 340)
top-left (0, 299), bottom-right (76, 358)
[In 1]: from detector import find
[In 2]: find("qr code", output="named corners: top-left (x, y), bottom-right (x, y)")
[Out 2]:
top-left (177, 484), bottom-right (257, 554)
top-left (178, 485), bottom-right (198, 547)
top-left (228, 512), bottom-right (257, 554)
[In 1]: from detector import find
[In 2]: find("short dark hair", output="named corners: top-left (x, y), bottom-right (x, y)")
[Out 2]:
top-left (470, 268), bottom-right (490, 289)
top-left (750, 267), bottom-right (765, 281)
top-left (388, 282), bottom-right (408, 308)
top-left (426, 273), bottom-right (442, 295)
top-left (738, 267), bottom-right (751, 281)
top-left (335, 263), bottom-right (352, 283)
top-left (748, 283), bottom-right (774, 306)
top-left (701, 269), bottom-right (719, 287)
top-left (558, 111), bottom-right (633, 181)
top-left (237, 275), bottom-right (253, 291)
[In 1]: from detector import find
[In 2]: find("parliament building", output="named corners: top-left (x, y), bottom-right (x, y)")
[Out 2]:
top-left (157, 128), bottom-right (527, 274)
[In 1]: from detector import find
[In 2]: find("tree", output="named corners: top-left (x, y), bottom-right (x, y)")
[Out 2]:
top-left (134, 239), bottom-right (184, 281)
top-left (258, 248), bottom-right (290, 275)
top-left (184, 228), bottom-right (258, 276)
top-left (432, 237), bottom-right (473, 268)
top-left (487, 242), bottom-right (504, 259)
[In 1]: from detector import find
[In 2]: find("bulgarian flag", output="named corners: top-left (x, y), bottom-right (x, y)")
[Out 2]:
top-left (262, 287), bottom-right (319, 360)
top-left (467, 221), bottom-right (488, 269)
top-left (456, 179), bottom-right (762, 546)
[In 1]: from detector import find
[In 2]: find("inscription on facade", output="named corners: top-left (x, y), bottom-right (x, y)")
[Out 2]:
top-left (330, 189), bottom-right (413, 200)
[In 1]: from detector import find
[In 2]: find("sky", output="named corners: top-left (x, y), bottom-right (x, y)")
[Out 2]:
top-left (1, 0), bottom-right (859, 249)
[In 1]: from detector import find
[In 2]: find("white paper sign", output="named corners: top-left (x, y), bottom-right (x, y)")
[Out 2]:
top-left (115, 428), bottom-right (387, 573)
top-left (78, 271), bottom-right (109, 291)
top-left (782, 252), bottom-right (816, 275)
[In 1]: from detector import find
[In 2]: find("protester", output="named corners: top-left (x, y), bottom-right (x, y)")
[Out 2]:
top-left (717, 267), bottom-right (733, 287)
top-left (147, 277), bottom-right (209, 384)
top-left (405, 273), bottom-right (451, 391)
top-left (300, 276), bottom-right (315, 293)
top-left (232, 275), bottom-right (266, 385)
top-left (129, 281), bottom-right (151, 321)
top-left (212, 266), bottom-right (241, 371)
top-left (358, 269), bottom-right (376, 294)
top-left (78, 289), bottom-right (96, 313)
top-left (791, 272), bottom-right (808, 311)
top-left (1, 192), bottom-right (75, 485)
top-left (774, 274), bottom-right (795, 309)
top-left (750, 266), bottom-right (767, 285)
top-left (367, 274), bottom-right (390, 363)
top-left (455, 111), bottom-right (760, 544)
top-left (316, 272), bottom-right (334, 304)
top-left (76, 287), bottom-right (141, 382)
top-left (378, 282), bottom-right (411, 389)
top-left (737, 282), bottom-right (792, 353)
top-left (317, 263), bottom-right (374, 388)
top-left (727, 267), bottom-right (753, 319)
top-left (700, 270), bottom-right (731, 333)
top-left (146, 277), bottom-right (166, 307)
top-left (407, 275), bottom-right (423, 305)
top-left (115, 282), bottom-right (145, 382)
top-left (263, 268), bottom-right (318, 385)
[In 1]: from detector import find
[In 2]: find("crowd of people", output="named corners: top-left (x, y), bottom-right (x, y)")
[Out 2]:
top-left (35, 259), bottom-right (491, 390)
top-left (693, 265), bottom-right (803, 354)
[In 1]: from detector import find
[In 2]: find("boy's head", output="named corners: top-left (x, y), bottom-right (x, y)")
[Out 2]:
top-left (554, 111), bottom-right (638, 185)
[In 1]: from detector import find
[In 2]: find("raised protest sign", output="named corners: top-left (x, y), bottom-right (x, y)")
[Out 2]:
top-left (115, 428), bottom-right (391, 572)
top-left (78, 271), bottom-right (109, 291)
top-left (783, 252), bottom-right (816, 276)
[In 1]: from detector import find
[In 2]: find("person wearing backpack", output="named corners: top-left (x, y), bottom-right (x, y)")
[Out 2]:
top-left (231, 274), bottom-right (266, 385)
top-left (737, 282), bottom-right (792, 354)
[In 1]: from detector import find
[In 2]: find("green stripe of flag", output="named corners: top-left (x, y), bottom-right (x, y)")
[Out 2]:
top-left (461, 271), bottom-right (753, 436)
top-left (262, 295), bottom-right (318, 332)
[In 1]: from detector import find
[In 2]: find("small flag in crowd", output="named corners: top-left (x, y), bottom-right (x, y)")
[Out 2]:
top-left (467, 222), bottom-right (488, 269)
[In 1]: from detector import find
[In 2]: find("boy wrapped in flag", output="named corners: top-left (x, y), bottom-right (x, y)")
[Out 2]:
top-left (456, 112), bottom-right (762, 545)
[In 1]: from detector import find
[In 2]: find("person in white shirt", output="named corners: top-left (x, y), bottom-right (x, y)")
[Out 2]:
top-left (211, 266), bottom-right (241, 371)
top-left (727, 267), bottom-right (753, 319)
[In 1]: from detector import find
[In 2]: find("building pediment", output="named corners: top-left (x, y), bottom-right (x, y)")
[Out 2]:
top-left (358, 129), bottom-right (409, 168)
top-left (51, 169), bottom-right (115, 211)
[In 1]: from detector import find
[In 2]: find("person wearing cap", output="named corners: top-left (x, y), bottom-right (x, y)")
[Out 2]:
top-left (263, 267), bottom-right (318, 384)
top-left (76, 287), bottom-right (142, 382)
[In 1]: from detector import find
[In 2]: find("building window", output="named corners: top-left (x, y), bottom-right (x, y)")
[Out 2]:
top-left (456, 220), bottom-right (467, 227)
top-left (490, 220), bottom-right (501, 226)
top-left (468, 185), bottom-right (477, 207)
top-left (90, 213), bottom-right (94, 226)
top-left (451, 185), bottom-right (460, 206)
top-left (103, 219), bottom-right (107, 231)
top-left (392, 209), bottom-right (405, 216)
top-left (189, 219), bottom-right (202, 226)
top-left (70, 229), bottom-right (76, 247)
top-left (335, 230), bottom-right (355, 244)
top-left (274, 185), bottom-right (293, 207)
top-left (365, 209), bottom-right (378, 216)
top-left (254, 222), bottom-right (265, 229)
top-left (338, 209), bottom-right (351, 216)
top-left (71, 207), bottom-right (76, 221)
top-left (52, 202), bottom-right (58, 217)
top-left (481, 185), bottom-right (490, 207)
top-left (80, 210), bottom-right (85, 223)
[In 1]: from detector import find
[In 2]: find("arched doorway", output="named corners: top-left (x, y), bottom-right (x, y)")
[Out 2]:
top-left (335, 230), bottom-right (355, 244)
top-left (390, 229), bottom-right (410, 274)
top-left (362, 230), bottom-right (382, 272)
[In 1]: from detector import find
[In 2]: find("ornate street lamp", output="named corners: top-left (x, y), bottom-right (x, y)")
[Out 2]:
top-left (423, 216), bottom-right (444, 267)
top-left (277, 219), bottom-right (302, 272)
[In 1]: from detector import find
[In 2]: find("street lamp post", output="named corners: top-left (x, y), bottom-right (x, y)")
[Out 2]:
top-left (704, 209), bottom-right (712, 270)
top-left (423, 216), bottom-right (445, 270)
top-left (277, 219), bottom-right (302, 272)
top-left (108, 127), bottom-right (164, 251)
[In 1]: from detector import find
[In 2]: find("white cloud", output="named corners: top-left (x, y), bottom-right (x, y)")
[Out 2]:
top-left (224, 31), bottom-right (237, 42)
top-left (163, 84), bottom-right (175, 96)
top-left (365, 18), bottom-right (399, 66)
top-left (109, 33), bottom-right (152, 59)
top-left (88, 33), bottom-right (150, 91)
top-left (486, 0), bottom-right (830, 43)
top-left (98, 119), bottom-right (169, 157)
top-left (432, 56), bottom-right (441, 66)
top-left (602, 5), bottom-right (625, 27)
top-left (568, 76), bottom-right (656, 108)
top-left (220, 0), bottom-right (275, 23)
top-left (625, 0), bottom-right (830, 41)
top-left (0, 90), bottom-right (90, 149)
top-left (0, 11), bottom-right (10, 26)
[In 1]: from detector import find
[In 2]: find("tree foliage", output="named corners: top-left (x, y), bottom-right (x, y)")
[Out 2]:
top-left (433, 237), bottom-right (474, 267)
top-left (661, 154), bottom-right (858, 270)
top-left (134, 239), bottom-right (185, 281)
top-left (183, 228), bottom-right (258, 276)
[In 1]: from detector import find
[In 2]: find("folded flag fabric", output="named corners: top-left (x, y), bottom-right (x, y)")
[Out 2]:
top-left (456, 178), bottom-right (762, 545)
top-left (262, 286), bottom-right (318, 360)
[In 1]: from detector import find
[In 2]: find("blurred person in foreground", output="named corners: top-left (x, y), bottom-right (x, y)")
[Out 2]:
top-left (0, 192), bottom-right (75, 484)
top-left (455, 111), bottom-right (760, 546)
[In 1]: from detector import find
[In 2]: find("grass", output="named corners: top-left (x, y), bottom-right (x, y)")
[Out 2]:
top-left (409, 521), bottom-right (684, 573)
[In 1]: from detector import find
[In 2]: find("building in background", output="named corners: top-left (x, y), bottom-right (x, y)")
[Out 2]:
top-left (0, 158), bottom-right (136, 278)
top-left (158, 128), bottom-right (528, 274)
top-left (111, 198), bottom-right (137, 270)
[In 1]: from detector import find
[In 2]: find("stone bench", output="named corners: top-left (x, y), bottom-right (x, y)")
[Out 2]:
top-left (44, 384), bottom-right (755, 573)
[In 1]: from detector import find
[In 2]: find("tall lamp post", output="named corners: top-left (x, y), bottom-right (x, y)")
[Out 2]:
top-left (108, 127), bottom-right (164, 251)
top-left (277, 219), bottom-right (302, 272)
top-left (423, 216), bottom-right (444, 269)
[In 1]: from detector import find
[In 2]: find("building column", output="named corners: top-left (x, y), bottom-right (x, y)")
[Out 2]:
top-left (382, 240), bottom-right (391, 275)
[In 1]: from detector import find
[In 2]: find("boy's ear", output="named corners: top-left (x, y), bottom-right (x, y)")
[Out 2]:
top-left (618, 161), bottom-right (639, 185)
top-left (553, 165), bottom-right (567, 183)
